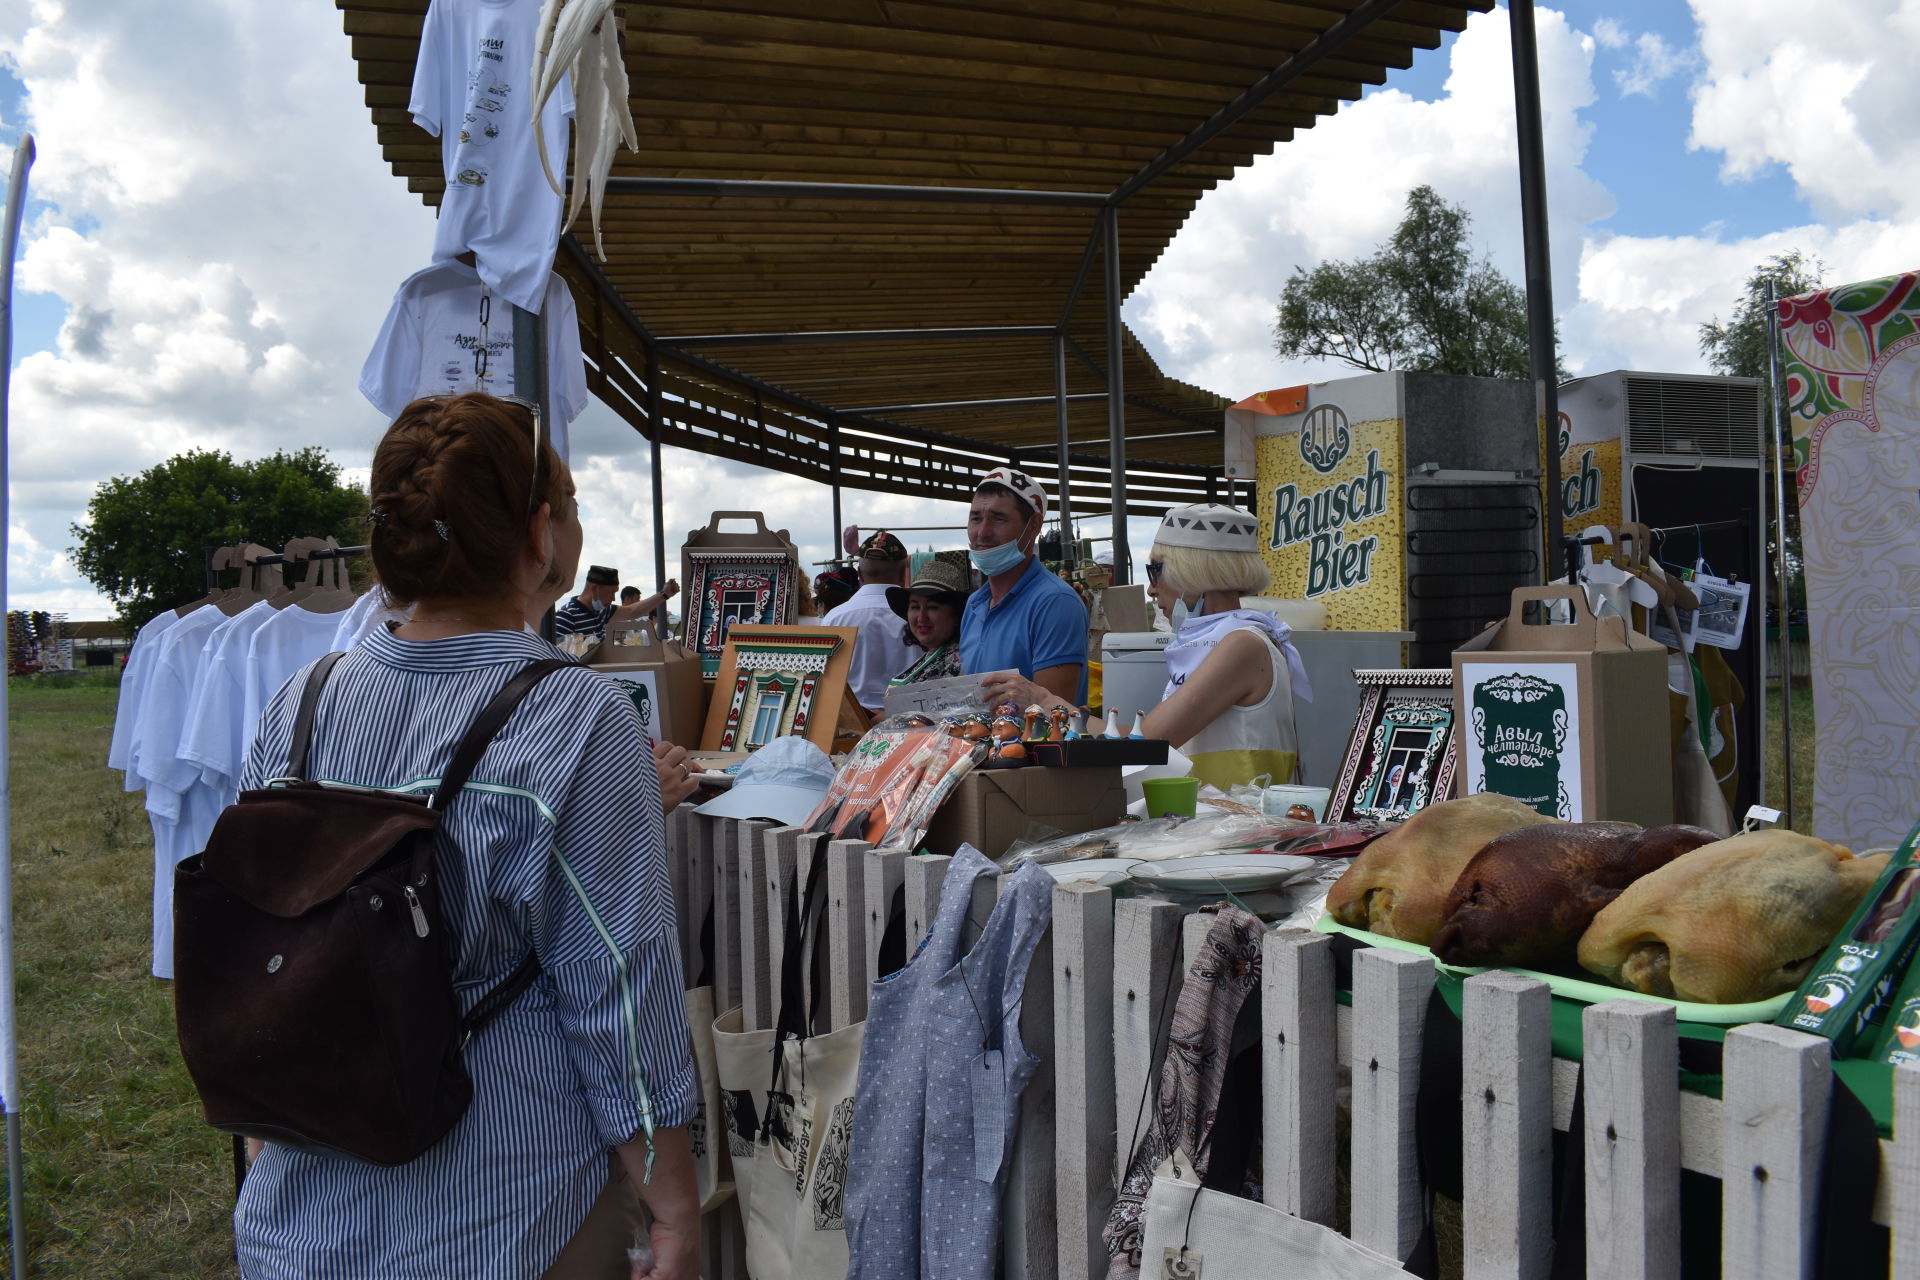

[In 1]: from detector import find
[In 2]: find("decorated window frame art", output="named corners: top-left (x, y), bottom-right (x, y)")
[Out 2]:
top-left (686, 552), bottom-right (798, 677)
top-left (1329, 668), bottom-right (1459, 823)
top-left (700, 624), bottom-right (863, 758)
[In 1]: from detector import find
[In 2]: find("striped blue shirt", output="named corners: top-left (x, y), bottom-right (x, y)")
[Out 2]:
top-left (233, 625), bottom-right (693, 1279)
top-left (553, 594), bottom-right (614, 640)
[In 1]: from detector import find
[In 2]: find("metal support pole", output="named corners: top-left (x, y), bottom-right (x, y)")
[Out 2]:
top-left (511, 303), bottom-right (556, 640)
top-left (1765, 284), bottom-right (1796, 830)
top-left (0, 132), bottom-right (34, 1280)
top-left (828, 416), bottom-right (844, 561)
top-left (1053, 335), bottom-right (1077, 566)
top-left (1102, 208), bottom-right (1130, 584)
top-left (646, 343), bottom-right (670, 637)
top-left (1509, 0), bottom-right (1563, 582)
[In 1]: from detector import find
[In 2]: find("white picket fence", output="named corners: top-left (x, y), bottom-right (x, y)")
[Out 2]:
top-left (669, 812), bottom-right (1920, 1279)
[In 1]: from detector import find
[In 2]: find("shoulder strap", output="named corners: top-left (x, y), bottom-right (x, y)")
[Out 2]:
top-left (287, 651), bottom-right (348, 781)
top-left (431, 657), bottom-right (578, 811)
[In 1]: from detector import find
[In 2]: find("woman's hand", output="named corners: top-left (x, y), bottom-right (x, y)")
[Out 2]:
top-left (653, 740), bottom-right (698, 813)
top-left (978, 671), bottom-right (1059, 711)
top-left (633, 1215), bottom-right (698, 1279)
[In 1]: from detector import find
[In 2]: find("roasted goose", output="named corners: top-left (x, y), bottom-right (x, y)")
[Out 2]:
top-left (1430, 823), bottom-right (1719, 969)
top-left (1578, 831), bottom-right (1884, 1003)
top-left (1326, 793), bottom-right (1558, 944)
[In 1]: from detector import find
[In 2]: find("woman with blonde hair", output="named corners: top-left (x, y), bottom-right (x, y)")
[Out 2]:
top-left (983, 503), bottom-right (1309, 790)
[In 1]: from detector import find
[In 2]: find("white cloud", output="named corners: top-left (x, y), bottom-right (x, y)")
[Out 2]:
top-left (1591, 17), bottom-right (1629, 50)
top-left (1687, 0), bottom-right (1920, 224)
top-left (1614, 33), bottom-right (1696, 98)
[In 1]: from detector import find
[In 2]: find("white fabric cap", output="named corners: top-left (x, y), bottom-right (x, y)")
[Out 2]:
top-left (695, 734), bottom-right (837, 826)
top-left (1154, 503), bottom-right (1260, 553)
top-left (975, 466), bottom-right (1048, 518)
top-left (1093, 549), bottom-right (1114, 566)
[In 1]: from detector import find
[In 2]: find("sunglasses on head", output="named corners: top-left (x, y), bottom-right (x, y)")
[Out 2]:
top-left (418, 392), bottom-right (546, 526)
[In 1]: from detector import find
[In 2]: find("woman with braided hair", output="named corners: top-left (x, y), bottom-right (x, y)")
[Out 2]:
top-left (233, 394), bottom-right (699, 1279)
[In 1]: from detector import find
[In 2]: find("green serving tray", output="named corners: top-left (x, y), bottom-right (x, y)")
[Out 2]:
top-left (1312, 916), bottom-right (1790, 1026)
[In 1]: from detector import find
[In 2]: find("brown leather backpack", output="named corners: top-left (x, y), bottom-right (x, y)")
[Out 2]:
top-left (173, 653), bottom-right (574, 1165)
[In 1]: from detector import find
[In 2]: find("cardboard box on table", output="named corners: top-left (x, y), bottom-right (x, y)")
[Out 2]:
top-left (587, 619), bottom-right (710, 748)
top-left (921, 766), bottom-right (1126, 858)
top-left (1452, 585), bottom-right (1672, 828)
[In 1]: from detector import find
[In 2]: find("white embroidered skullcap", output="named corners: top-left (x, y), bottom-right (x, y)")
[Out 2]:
top-left (975, 466), bottom-right (1047, 518)
top-left (1154, 503), bottom-right (1260, 553)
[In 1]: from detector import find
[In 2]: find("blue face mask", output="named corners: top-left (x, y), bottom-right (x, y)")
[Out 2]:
top-left (1169, 595), bottom-right (1206, 629)
top-left (970, 538), bottom-right (1027, 578)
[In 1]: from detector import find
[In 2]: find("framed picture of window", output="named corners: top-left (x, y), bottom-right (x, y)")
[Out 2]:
top-left (1329, 669), bottom-right (1459, 824)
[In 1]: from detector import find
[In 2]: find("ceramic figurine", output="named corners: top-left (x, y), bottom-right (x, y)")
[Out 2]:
top-left (1049, 706), bottom-right (1073, 742)
top-left (959, 714), bottom-right (991, 742)
top-left (1127, 710), bottom-right (1147, 739)
top-left (1023, 704), bottom-right (1052, 742)
top-left (941, 714), bottom-right (969, 739)
top-left (990, 701), bottom-right (1025, 759)
top-left (1103, 709), bottom-right (1125, 740)
top-left (1066, 708), bottom-right (1088, 741)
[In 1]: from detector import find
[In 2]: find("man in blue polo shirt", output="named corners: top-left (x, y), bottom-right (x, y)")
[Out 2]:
top-left (959, 467), bottom-right (1089, 704)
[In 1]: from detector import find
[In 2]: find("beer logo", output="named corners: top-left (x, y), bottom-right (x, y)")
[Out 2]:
top-left (1557, 412), bottom-right (1572, 459)
top-left (1298, 405), bottom-right (1351, 474)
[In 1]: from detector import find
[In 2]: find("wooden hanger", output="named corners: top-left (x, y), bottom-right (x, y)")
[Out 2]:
top-left (177, 545), bottom-right (242, 616)
top-left (219, 543), bottom-right (282, 615)
top-left (273, 537), bottom-right (331, 611)
top-left (304, 537), bottom-right (358, 615)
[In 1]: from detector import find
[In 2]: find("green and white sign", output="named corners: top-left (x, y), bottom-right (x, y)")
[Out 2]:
top-left (1462, 663), bottom-right (1584, 820)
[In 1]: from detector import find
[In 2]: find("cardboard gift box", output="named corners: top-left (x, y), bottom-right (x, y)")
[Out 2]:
top-left (921, 765), bottom-right (1126, 858)
top-left (588, 619), bottom-right (711, 748)
top-left (1452, 585), bottom-right (1673, 828)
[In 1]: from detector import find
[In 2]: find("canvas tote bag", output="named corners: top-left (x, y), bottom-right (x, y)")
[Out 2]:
top-left (1140, 1155), bottom-right (1410, 1280)
top-left (683, 984), bottom-right (729, 1211)
top-left (712, 845), bottom-right (863, 1280)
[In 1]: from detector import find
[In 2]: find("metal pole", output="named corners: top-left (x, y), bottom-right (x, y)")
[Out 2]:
top-left (1102, 207), bottom-right (1130, 584)
top-left (0, 132), bottom-right (35, 1280)
top-left (828, 416), bottom-right (844, 562)
top-left (1766, 282), bottom-right (1796, 830)
top-left (511, 303), bottom-right (556, 641)
top-left (1509, 0), bottom-right (1563, 582)
top-left (1053, 335), bottom-right (1076, 567)
top-left (646, 343), bottom-right (670, 637)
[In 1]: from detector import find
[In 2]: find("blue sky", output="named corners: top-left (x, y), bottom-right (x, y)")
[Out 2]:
top-left (3, 2), bottom-right (1916, 615)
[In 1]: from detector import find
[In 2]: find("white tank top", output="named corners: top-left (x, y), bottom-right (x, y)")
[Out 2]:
top-left (1178, 628), bottom-right (1301, 790)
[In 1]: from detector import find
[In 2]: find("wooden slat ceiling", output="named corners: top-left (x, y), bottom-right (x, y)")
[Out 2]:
top-left (338, 0), bottom-right (1488, 480)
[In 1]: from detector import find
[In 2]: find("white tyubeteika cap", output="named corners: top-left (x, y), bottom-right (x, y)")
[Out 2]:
top-left (1154, 503), bottom-right (1260, 553)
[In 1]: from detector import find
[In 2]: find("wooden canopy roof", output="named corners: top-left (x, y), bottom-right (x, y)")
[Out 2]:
top-left (339, 0), bottom-right (1490, 514)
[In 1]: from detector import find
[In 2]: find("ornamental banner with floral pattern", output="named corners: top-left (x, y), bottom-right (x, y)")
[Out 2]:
top-left (1779, 271), bottom-right (1920, 847)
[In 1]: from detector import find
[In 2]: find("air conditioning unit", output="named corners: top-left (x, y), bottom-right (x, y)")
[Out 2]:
top-left (1558, 369), bottom-right (1770, 815)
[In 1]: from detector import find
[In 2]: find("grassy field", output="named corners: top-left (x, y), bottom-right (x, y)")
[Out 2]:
top-left (3, 671), bottom-right (237, 1278)
top-left (0, 671), bottom-right (1825, 1276)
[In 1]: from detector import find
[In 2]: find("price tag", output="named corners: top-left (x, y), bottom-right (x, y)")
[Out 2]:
top-left (970, 1050), bottom-right (1006, 1182)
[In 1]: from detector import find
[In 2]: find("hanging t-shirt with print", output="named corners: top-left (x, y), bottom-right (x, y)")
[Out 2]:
top-left (410, 0), bottom-right (575, 313)
top-left (360, 261), bottom-right (589, 461)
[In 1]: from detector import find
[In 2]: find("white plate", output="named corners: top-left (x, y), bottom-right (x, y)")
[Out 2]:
top-left (1042, 857), bottom-right (1142, 887)
top-left (1127, 853), bottom-right (1319, 892)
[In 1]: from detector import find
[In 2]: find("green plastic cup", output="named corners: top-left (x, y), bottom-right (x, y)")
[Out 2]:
top-left (1141, 776), bottom-right (1201, 819)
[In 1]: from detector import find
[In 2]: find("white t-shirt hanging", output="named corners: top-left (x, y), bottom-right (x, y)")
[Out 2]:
top-left (110, 610), bottom-right (179, 790)
top-left (411, 0), bottom-right (575, 313)
top-left (134, 604), bottom-right (232, 822)
top-left (179, 601), bottom-right (279, 805)
top-left (242, 603), bottom-right (350, 755)
top-left (359, 261), bottom-right (587, 461)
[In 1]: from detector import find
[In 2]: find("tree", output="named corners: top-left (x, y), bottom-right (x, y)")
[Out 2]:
top-left (1273, 185), bottom-right (1564, 380)
top-left (70, 448), bottom-right (368, 631)
top-left (1697, 249), bottom-right (1826, 378)
top-left (1698, 251), bottom-right (1827, 621)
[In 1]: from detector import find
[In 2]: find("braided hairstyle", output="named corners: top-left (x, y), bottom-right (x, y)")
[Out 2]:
top-left (368, 393), bottom-right (574, 607)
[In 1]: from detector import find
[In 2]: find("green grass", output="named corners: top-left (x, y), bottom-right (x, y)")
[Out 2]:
top-left (1763, 677), bottom-right (1816, 835)
top-left (2, 675), bottom-right (238, 1278)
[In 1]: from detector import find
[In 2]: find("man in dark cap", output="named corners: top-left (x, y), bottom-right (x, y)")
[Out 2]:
top-left (554, 564), bottom-right (679, 643)
top-left (821, 530), bottom-right (916, 714)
